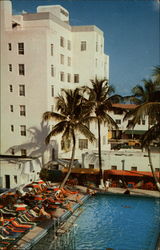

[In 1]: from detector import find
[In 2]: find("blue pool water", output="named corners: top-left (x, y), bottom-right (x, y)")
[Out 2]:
top-left (73, 194), bottom-right (160, 250)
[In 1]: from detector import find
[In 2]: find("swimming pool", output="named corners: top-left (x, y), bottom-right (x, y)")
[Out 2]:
top-left (73, 194), bottom-right (160, 250)
top-left (32, 194), bottom-right (160, 250)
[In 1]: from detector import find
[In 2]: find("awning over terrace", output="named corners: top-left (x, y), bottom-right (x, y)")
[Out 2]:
top-left (104, 170), bottom-right (159, 178)
top-left (62, 168), bottom-right (99, 175)
top-left (124, 130), bottom-right (146, 135)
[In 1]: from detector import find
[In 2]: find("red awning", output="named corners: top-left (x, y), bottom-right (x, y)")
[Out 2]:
top-left (104, 170), bottom-right (159, 178)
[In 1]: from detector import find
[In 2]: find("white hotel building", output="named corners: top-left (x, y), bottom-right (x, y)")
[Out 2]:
top-left (0, 1), bottom-right (109, 166)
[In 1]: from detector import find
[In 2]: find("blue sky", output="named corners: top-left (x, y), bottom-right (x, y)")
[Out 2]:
top-left (11, 0), bottom-right (159, 95)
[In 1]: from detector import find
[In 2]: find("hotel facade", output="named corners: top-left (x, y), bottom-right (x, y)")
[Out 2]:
top-left (0, 1), bottom-right (109, 165)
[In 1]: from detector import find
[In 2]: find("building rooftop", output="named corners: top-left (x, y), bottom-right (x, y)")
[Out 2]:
top-left (112, 103), bottom-right (138, 109)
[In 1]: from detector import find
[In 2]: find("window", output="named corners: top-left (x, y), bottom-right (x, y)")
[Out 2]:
top-left (131, 166), bottom-right (137, 171)
top-left (10, 105), bottom-right (13, 112)
top-left (60, 36), bottom-right (64, 47)
top-left (9, 64), bottom-right (12, 72)
top-left (51, 65), bottom-right (54, 77)
top-left (111, 165), bottom-right (117, 170)
top-left (19, 85), bottom-right (25, 96)
top-left (11, 125), bottom-right (14, 132)
top-left (19, 64), bottom-right (25, 75)
top-left (137, 119), bottom-right (141, 125)
top-left (85, 121), bottom-right (90, 129)
top-left (21, 149), bottom-right (27, 156)
top-left (116, 119), bottom-right (121, 124)
top-left (155, 168), bottom-right (160, 172)
top-left (51, 105), bottom-right (54, 112)
top-left (11, 148), bottom-right (15, 155)
top-left (51, 85), bottom-right (54, 97)
top-left (81, 41), bottom-right (86, 51)
top-left (79, 139), bottom-right (88, 149)
top-left (20, 105), bottom-right (26, 116)
top-left (114, 109), bottom-right (123, 115)
top-left (8, 43), bottom-right (12, 51)
top-left (101, 43), bottom-right (103, 53)
top-left (74, 74), bottom-right (79, 83)
top-left (60, 54), bottom-right (64, 64)
top-left (9, 85), bottom-right (13, 92)
top-left (96, 139), bottom-right (98, 147)
top-left (18, 43), bottom-right (24, 54)
top-left (142, 120), bottom-right (145, 125)
top-left (103, 136), bottom-right (106, 145)
top-left (67, 57), bottom-right (71, 66)
top-left (51, 44), bottom-right (54, 56)
top-left (67, 40), bottom-right (71, 50)
top-left (20, 125), bottom-right (26, 136)
top-left (14, 176), bottom-right (17, 184)
top-left (67, 73), bottom-right (71, 83)
top-left (60, 72), bottom-right (65, 81)
top-left (89, 164), bottom-right (94, 169)
top-left (95, 58), bottom-right (98, 67)
top-left (96, 42), bottom-right (98, 52)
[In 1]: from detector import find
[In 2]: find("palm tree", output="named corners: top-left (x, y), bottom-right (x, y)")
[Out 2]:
top-left (43, 88), bottom-right (95, 188)
top-left (124, 66), bottom-right (160, 191)
top-left (130, 78), bottom-right (160, 105)
top-left (125, 102), bottom-right (160, 191)
top-left (83, 79), bottom-right (121, 184)
top-left (152, 65), bottom-right (160, 83)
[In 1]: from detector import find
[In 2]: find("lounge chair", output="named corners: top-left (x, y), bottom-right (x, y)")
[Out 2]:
top-left (16, 216), bottom-right (36, 226)
top-left (11, 220), bottom-right (33, 229)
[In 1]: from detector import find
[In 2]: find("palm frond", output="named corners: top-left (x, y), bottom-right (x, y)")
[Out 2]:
top-left (45, 121), bottom-right (68, 144)
top-left (43, 111), bottom-right (66, 122)
top-left (76, 123), bottom-right (95, 142)
top-left (152, 65), bottom-right (160, 82)
top-left (124, 102), bottom-right (160, 128)
top-left (103, 113), bottom-right (119, 129)
top-left (141, 123), bottom-right (160, 147)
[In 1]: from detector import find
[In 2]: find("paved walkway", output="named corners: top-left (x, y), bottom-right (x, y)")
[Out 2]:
top-left (106, 187), bottom-right (160, 198)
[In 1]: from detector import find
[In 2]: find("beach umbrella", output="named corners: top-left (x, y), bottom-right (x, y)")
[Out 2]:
top-left (14, 203), bottom-right (27, 211)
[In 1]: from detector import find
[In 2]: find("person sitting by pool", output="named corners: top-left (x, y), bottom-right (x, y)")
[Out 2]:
top-left (75, 194), bottom-right (83, 204)
top-left (55, 189), bottom-right (66, 200)
top-left (86, 187), bottom-right (97, 195)
top-left (63, 200), bottom-right (73, 213)
top-left (105, 179), bottom-right (110, 191)
top-left (0, 212), bottom-right (4, 227)
top-left (124, 189), bottom-right (130, 195)
top-left (38, 205), bottom-right (52, 219)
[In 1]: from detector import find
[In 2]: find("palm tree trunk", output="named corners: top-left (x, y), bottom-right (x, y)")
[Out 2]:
top-left (98, 119), bottom-right (103, 183)
top-left (60, 132), bottom-right (76, 188)
top-left (148, 146), bottom-right (160, 192)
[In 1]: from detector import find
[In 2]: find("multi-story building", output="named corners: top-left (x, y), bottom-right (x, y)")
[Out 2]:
top-left (108, 104), bottom-right (148, 149)
top-left (0, 1), bottom-right (109, 166)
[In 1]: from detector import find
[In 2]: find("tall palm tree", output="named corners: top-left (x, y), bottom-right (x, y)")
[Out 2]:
top-left (124, 66), bottom-right (160, 191)
top-left (125, 102), bottom-right (160, 191)
top-left (152, 65), bottom-right (160, 83)
top-left (130, 78), bottom-right (160, 105)
top-left (84, 79), bottom-right (121, 184)
top-left (43, 88), bottom-right (95, 188)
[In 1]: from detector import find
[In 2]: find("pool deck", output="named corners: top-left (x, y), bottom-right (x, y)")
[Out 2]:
top-left (13, 186), bottom-right (160, 249)
top-left (13, 185), bottom-right (87, 249)
top-left (104, 187), bottom-right (160, 198)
